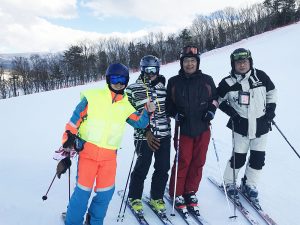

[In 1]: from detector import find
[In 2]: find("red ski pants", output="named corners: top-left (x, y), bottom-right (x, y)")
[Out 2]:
top-left (169, 129), bottom-right (210, 197)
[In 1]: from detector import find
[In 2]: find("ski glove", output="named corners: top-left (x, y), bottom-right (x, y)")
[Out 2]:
top-left (219, 101), bottom-right (239, 120)
top-left (62, 130), bottom-right (76, 148)
top-left (145, 130), bottom-right (160, 152)
top-left (265, 103), bottom-right (276, 122)
top-left (202, 104), bottom-right (217, 122)
top-left (63, 130), bottom-right (86, 152)
top-left (56, 157), bottom-right (71, 179)
top-left (145, 99), bottom-right (156, 113)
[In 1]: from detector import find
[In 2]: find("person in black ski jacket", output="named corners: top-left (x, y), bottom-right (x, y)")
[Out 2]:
top-left (166, 45), bottom-right (218, 209)
top-left (126, 55), bottom-right (171, 214)
top-left (218, 48), bottom-right (277, 203)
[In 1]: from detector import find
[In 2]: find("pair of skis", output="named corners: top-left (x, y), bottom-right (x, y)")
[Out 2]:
top-left (163, 191), bottom-right (209, 225)
top-left (117, 190), bottom-right (173, 225)
top-left (117, 190), bottom-right (209, 225)
top-left (208, 176), bottom-right (278, 225)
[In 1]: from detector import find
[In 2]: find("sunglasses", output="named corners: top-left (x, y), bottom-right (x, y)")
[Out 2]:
top-left (109, 75), bottom-right (128, 85)
top-left (143, 66), bottom-right (159, 75)
top-left (232, 51), bottom-right (251, 61)
top-left (182, 46), bottom-right (199, 55)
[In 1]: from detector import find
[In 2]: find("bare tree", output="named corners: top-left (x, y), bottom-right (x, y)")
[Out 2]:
top-left (154, 32), bottom-right (166, 63)
top-left (11, 57), bottom-right (30, 95)
top-left (190, 15), bottom-right (210, 51)
top-left (222, 7), bottom-right (239, 44)
top-left (164, 33), bottom-right (180, 63)
top-left (0, 64), bottom-right (8, 98)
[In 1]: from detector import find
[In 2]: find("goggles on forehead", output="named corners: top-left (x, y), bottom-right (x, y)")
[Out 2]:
top-left (143, 66), bottom-right (159, 75)
top-left (109, 75), bottom-right (128, 85)
top-left (232, 51), bottom-right (251, 61)
top-left (182, 46), bottom-right (199, 55)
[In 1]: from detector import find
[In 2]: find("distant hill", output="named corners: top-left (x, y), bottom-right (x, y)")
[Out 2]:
top-left (0, 54), bottom-right (15, 69)
top-left (0, 52), bottom-right (51, 70)
top-left (0, 56), bottom-right (12, 69)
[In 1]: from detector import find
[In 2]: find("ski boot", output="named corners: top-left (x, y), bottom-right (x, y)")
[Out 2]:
top-left (225, 183), bottom-right (239, 201)
top-left (149, 198), bottom-right (166, 213)
top-left (128, 198), bottom-right (144, 214)
top-left (184, 192), bottom-right (200, 216)
top-left (174, 195), bottom-right (187, 209)
top-left (240, 183), bottom-right (261, 209)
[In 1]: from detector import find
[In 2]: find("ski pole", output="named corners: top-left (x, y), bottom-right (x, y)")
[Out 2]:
top-left (149, 86), bottom-right (158, 137)
top-left (120, 134), bottom-right (144, 221)
top-left (42, 172), bottom-right (57, 201)
top-left (230, 120), bottom-right (238, 219)
top-left (117, 131), bottom-right (143, 222)
top-left (210, 125), bottom-right (232, 218)
top-left (171, 123), bottom-right (180, 216)
top-left (117, 149), bottom-right (136, 222)
top-left (68, 167), bottom-right (71, 201)
top-left (272, 120), bottom-right (300, 159)
top-left (68, 153), bottom-right (71, 202)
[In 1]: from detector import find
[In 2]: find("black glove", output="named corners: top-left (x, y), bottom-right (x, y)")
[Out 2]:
top-left (145, 130), bottom-right (160, 152)
top-left (56, 157), bottom-right (72, 179)
top-left (175, 113), bottom-right (185, 124)
top-left (230, 109), bottom-right (240, 120)
top-left (63, 130), bottom-right (85, 152)
top-left (219, 101), bottom-right (239, 120)
top-left (265, 103), bottom-right (276, 122)
top-left (202, 104), bottom-right (217, 122)
top-left (63, 130), bottom-right (76, 148)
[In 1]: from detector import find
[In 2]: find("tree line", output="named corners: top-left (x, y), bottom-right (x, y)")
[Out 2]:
top-left (1, 0), bottom-right (299, 99)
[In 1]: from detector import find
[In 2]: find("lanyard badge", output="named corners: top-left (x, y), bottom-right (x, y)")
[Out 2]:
top-left (238, 91), bottom-right (250, 105)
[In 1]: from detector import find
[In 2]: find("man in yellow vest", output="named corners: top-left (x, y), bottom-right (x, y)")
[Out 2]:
top-left (57, 63), bottom-right (155, 225)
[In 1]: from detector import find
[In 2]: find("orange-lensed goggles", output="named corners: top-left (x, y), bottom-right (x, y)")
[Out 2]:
top-left (182, 46), bottom-right (199, 55)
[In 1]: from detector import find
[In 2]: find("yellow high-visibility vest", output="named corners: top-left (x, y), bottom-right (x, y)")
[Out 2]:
top-left (78, 86), bottom-right (135, 150)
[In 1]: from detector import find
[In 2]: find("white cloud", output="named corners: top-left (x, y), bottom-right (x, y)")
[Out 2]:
top-left (0, 0), bottom-right (148, 53)
top-left (0, 15), bottom-right (148, 53)
top-left (1, 0), bottom-right (78, 19)
top-left (0, 0), bottom-right (265, 53)
top-left (81, 0), bottom-right (264, 26)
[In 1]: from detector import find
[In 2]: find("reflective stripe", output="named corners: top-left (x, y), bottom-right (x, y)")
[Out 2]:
top-left (96, 184), bottom-right (115, 192)
top-left (77, 183), bottom-right (93, 192)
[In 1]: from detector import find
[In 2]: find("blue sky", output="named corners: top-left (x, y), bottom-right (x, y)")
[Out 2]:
top-left (0, 0), bottom-right (265, 54)
top-left (47, 3), bottom-right (159, 33)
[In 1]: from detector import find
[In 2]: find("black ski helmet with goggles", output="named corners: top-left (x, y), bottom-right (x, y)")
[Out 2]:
top-left (230, 48), bottom-right (253, 72)
top-left (140, 55), bottom-right (160, 76)
top-left (180, 45), bottom-right (201, 69)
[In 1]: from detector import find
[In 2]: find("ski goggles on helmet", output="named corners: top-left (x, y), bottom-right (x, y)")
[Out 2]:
top-left (109, 75), bottom-right (128, 85)
top-left (232, 51), bottom-right (251, 61)
top-left (143, 66), bottom-right (159, 75)
top-left (181, 46), bottom-right (199, 55)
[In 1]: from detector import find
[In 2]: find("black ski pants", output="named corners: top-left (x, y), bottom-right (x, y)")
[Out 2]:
top-left (128, 137), bottom-right (171, 200)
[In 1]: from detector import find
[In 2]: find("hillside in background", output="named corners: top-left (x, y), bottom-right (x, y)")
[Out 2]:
top-left (0, 22), bottom-right (300, 225)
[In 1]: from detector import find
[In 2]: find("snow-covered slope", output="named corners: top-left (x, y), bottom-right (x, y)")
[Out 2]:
top-left (1, 22), bottom-right (300, 225)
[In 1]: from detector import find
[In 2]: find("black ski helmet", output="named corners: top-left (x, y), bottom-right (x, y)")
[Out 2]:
top-left (180, 45), bottom-right (200, 69)
top-left (105, 63), bottom-right (129, 87)
top-left (230, 48), bottom-right (253, 71)
top-left (140, 55), bottom-right (160, 75)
